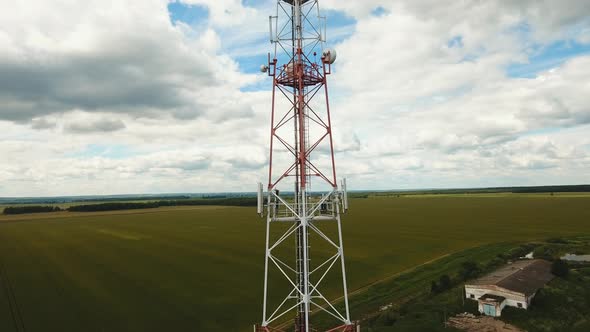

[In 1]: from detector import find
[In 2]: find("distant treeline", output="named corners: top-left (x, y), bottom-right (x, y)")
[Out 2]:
top-left (3, 197), bottom-right (257, 215)
top-left (68, 202), bottom-right (161, 212)
top-left (0, 193), bottom-right (254, 205)
top-left (509, 185), bottom-right (590, 193)
top-left (201, 195), bottom-right (228, 199)
top-left (76, 195), bottom-right (191, 202)
top-left (3, 206), bottom-right (63, 215)
top-left (374, 184), bottom-right (590, 196)
top-left (68, 197), bottom-right (257, 212)
top-left (159, 198), bottom-right (256, 207)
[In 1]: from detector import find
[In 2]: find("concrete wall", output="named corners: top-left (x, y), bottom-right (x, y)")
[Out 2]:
top-left (465, 286), bottom-right (529, 315)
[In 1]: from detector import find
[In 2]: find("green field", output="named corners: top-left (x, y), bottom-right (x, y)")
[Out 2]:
top-left (1, 195), bottom-right (590, 331)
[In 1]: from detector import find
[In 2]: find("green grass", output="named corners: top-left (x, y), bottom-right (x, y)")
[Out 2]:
top-left (0, 195), bottom-right (589, 331)
top-left (365, 237), bottom-right (590, 332)
top-left (0, 206), bottom-right (265, 332)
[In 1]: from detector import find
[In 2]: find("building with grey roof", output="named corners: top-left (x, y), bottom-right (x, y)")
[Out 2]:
top-left (464, 259), bottom-right (554, 317)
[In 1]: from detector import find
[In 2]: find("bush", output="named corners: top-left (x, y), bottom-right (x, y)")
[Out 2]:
top-left (552, 259), bottom-right (569, 278)
top-left (533, 246), bottom-right (557, 261)
top-left (431, 274), bottom-right (452, 294)
top-left (506, 243), bottom-right (537, 260)
top-left (547, 237), bottom-right (568, 244)
top-left (430, 281), bottom-right (438, 294)
top-left (459, 261), bottom-right (481, 280)
top-left (374, 311), bottom-right (399, 326)
top-left (439, 274), bottom-right (452, 290)
top-left (485, 257), bottom-right (505, 270)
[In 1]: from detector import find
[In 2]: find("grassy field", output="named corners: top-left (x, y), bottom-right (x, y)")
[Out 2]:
top-left (1, 195), bottom-right (590, 331)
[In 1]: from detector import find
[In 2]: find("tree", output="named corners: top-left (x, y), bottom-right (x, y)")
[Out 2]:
top-left (459, 261), bottom-right (481, 280)
top-left (3, 205), bottom-right (61, 215)
top-left (431, 281), bottom-right (439, 294)
top-left (439, 274), bottom-right (452, 291)
top-left (551, 259), bottom-right (569, 278)
top-left (431, 274), bottom-right (452, 294)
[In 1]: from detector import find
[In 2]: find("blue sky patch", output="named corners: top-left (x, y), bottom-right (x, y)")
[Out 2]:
top-left (448, 36), bottom-right (464, 48)
top-left (323, 9), bottom-right (357, 44)
top-left (507, 40), bottom-right (590, 78)
top-left (371, 6), bottom-right (388, 17)
top-left (325, 9), bottom-right (356, 26)
top-left (242, 0), bottom-right (265, 9)
top-left (235, 54), bottom-right (269, 75)
top-left (67, 144), bottom-right (136, 160)
top-left (168, 1), bottom-right (209, 26)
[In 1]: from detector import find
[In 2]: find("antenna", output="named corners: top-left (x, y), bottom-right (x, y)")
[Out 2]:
top-left (255, 1), bottom-right (356, 331)
top-left (342, 179), bottom-right (349, 212)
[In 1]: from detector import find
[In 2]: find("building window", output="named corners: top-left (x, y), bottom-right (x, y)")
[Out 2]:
top-left (470, 294), bottom-right (475, 299)
top-left (517, 302), bottom-right (523, 308)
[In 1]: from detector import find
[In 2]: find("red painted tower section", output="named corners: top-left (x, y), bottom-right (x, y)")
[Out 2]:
top-left (266, 44), bottom-right (337, 192)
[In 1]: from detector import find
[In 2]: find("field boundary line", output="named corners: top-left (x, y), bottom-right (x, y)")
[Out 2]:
top-left (0, 205), bottom-right (240, 224)
top-left (0, 259), bottom-right (26, 332)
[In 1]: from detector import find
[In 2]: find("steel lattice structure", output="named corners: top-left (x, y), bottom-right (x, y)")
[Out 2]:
top-left (255, 1), bottom-right (357, 332)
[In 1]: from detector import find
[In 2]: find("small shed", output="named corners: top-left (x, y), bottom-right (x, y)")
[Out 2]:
top-left (465, 259), bottom-right (554, 317)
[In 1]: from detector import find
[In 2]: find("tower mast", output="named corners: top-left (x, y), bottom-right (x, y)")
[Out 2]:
top-left (256, 1), bottom-right (356, 331)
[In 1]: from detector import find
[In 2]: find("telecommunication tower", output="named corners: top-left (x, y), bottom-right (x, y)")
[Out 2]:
top-left (255, 1), bottom-right (357, 331)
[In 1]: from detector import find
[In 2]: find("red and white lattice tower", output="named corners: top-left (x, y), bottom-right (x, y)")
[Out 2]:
top-left (255, 1), bottom-right (357, 331)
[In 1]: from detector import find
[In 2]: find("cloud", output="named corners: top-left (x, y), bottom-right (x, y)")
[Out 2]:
top-left (177, 0), bottom-right (269, 60)
top-left (322, 1), bottom-right (590, 189)
top-left (0, 0), bottom-right (256, 123)
top-left (31, 117), bottom-right (57, 130)
top-left (65, 118), bottom-right (126, 134)
top-left (0, 0), bottom-right (590, 196)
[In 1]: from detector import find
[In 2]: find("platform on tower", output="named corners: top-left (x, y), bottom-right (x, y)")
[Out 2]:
top-left (254, 322), bottom-right (359, 332)
top-left (275, 63), bottom-right (324, 88)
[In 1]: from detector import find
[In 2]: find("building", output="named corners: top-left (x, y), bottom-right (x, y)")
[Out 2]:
top-left (464, 259), bottom-right (554, 317)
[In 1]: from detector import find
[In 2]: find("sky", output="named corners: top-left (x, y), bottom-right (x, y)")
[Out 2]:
top-left (0, 0), bottom-right (589, 197)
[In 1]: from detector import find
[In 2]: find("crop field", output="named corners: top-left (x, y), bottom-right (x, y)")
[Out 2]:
top-left (1, 194), bottom-right (590, 331)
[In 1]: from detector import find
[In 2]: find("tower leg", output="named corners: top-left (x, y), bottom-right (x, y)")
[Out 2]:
top-left (336, 199), bottom-right (351, 324)
top-left (300, 189), bottom-right (311, 332)
top-left (262, 209), bottom-right (272, 326)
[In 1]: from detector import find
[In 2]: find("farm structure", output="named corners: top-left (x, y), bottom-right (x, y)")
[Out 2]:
top-left (465, 259), bottom-right (554, 317)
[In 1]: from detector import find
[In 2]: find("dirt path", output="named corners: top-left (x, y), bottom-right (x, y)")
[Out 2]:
top-left (447, 313), bottom-right (525, 332)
